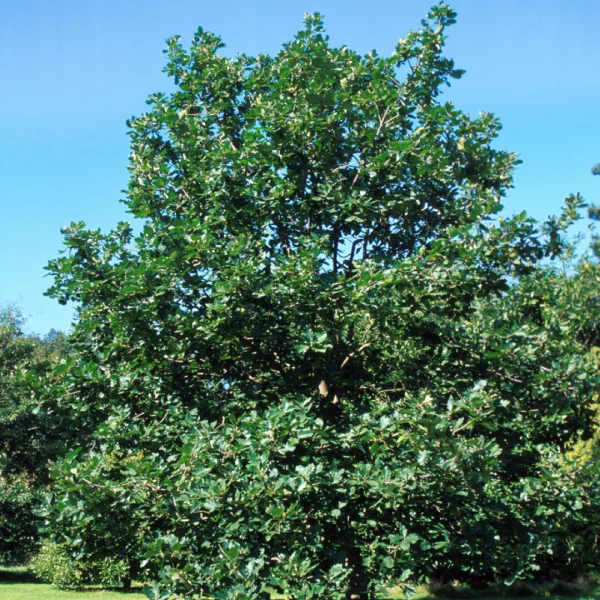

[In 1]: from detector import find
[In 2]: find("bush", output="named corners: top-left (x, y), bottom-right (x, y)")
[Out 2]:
top-left (31, 540), bottom-right (130, 589)
top-left (31, 541), bottom-right (84, 589)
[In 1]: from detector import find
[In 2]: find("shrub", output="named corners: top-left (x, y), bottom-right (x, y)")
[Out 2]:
top-left (31, 540), bottom-right (130, 589)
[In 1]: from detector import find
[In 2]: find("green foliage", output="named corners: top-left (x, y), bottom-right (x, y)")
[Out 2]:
top-left (30, 540), bottom-right (130, 589)
top-left (558, 260), bottom-right (600, 578)
top-left (0, 307), bottom-right (70, 564)
top-left (41, 447), bottom-right (147, 589)
top-left (0, 308), bottom-right (70, 482)
top-left (44, 5), bottom-right (598, 599)
top-left (561, 259), bottom-right (600, 467)
top-left (0, 475), bottom-right (40, 566)
top-left (30, 541), bottom-right (85, 589)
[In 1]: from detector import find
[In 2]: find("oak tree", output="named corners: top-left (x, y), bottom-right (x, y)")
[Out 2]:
top-left (45, 5), bottom-right (598, 598)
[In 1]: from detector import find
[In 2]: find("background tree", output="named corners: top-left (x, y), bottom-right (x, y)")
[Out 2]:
top-left (44, 5), bottom-right (598, 599)
top-left (0, 306), bottom-right (69, 565)
top-left (556, 163), bottom-right (600, 577)
top-left (560, 258), bottom-right (600, 579)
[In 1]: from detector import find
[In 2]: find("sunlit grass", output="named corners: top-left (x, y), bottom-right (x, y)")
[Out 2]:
top-left (0, 582), bottom-right (145, 600)
top-left (2, 566), bottom-right (598, 600)
top-left (0, 566), bottom-right (145, 600)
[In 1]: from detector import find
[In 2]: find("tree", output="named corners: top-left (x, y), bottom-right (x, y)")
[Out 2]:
top-left (0, 307), bottom-right (69, 564)
top-left (558, 258), bottom-right (600, 579)
top-left (44, 5), bottom-right (598, 599)
top-left (558, 163), bottom-right (600, 577)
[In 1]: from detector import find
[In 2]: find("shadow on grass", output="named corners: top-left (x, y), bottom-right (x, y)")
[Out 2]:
top-left (73, 585), bottom-right (144, 594)
top-left (0, 565), bottom-right (41, 583)
top-left (420, 580), bottom-right (600, 600)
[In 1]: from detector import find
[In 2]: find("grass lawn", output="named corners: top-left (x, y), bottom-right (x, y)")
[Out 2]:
top-left (0, 583), bottom-right (146, 599)
top-left (2, 585), bottom-right (599, 600)
top-left (0, 566), bottom-right (145, 600)
top-left (3, 584), bottom-right (599, 600)
top-left (1, 567), bottom-right (598, 600)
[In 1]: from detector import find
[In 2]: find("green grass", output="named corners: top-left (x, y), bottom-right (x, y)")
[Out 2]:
top-left (4, 585), bottom-right (598, 600)
top-left (0, 566), bottom-right (145, 600)
top-left (1, 566), bottom-right (598, 600)
top-left (0, 583), bottom-right (146, 599)
top-left (1, 584), bottom-right (598, 600)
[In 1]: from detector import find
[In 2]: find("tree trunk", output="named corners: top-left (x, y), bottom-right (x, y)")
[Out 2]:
top-left (346, 547), bottom-right (370, 600)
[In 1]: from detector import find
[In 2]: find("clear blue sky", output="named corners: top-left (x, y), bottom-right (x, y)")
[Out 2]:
top-left (1, 0), bottom-right (598, 335)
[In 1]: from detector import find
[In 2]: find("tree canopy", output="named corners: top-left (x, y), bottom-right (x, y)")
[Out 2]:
top-left (44, 5), bottom-right (599, 599)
